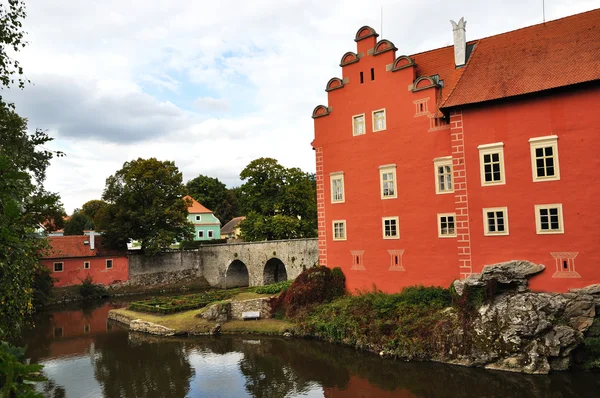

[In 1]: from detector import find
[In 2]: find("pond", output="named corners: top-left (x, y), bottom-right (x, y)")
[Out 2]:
top-left (21, 301), bottom-right (600, 398)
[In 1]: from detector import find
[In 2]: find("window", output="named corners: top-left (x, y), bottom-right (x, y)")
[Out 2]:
top-left (106, 259), bottom-right (113, 269)
top-left (414, 98), bottom-right (429, 116)
top-left (84, 324), bottom-right (91, 334)
top-left (208, 230), bottom-right (214, 238)
top-left (551, 252), bottom-right (580, 278)
top-left (478, 143), bottom-right (505, 186)
top-left (429, 116), bottom-right (449, 131)
top-left (195, 215), bottom-right (201, 221)
top-left (198, 230), bottom-right (204, 238)
top-left (372, 109), bottom-right (386, 132)
top-left (330, 172), bottom-right (345, 203)
top-left (379, 165), bottom-right (397, 199)
top-left (529, 136), bottom-right (560, 182)
top-left (437, 213), bottom-right (457, 238)
top-left (352, 114), bottom-right (366, 136)
top-left (53, 262), bottom-right (63, 272)
top-left (433, 157), bottom-right (453, 194)
top-left (360, 71), bottom-right (364, 84)
top-left (388, 249), bottom-right (405, 271)
top-left (84, 261), bottom-right (90, 270)
top-left (351, 250), bottom-right (365, 271)
top-left (370, 68), bottom-right (375, 81)
top-left (382, 217), bottom-right (399, 239)
top-left (483, 207), bottom-right (509, 236)
top-left (535, 204), bottom-right (564, 234)
top-left (333, 220), bottom-right (346, 241)
top-left (53, 327), bottom-right (63, 338)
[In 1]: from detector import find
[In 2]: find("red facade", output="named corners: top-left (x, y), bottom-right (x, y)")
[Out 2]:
top-left (312, 10), bottom-right (600, 293)
top-left (41, 235), bottom-right (128, 287)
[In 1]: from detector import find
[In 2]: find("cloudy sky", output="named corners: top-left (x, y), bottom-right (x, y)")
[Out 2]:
top-left (6, 0), bottom-right (599, 213)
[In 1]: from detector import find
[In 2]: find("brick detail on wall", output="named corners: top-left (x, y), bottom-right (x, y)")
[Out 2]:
top-left (450, 111), bottom-right (472, 278)
top-left (315, 147), bottom-right (327, 267)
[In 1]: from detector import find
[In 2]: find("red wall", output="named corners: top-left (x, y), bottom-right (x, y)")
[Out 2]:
top-left (313, 31), bottom-right (600, 293)
top-left (42, 256), bottom-right (128, 287)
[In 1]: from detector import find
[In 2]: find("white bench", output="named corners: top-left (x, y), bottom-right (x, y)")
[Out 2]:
top-left (242, 311), bottom-right (260, 321)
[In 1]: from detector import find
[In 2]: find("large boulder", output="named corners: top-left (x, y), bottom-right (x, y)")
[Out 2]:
top-left (453, 260), bottom-right (544, 296)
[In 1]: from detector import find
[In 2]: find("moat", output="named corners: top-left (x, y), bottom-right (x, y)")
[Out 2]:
top-left (21, 300), bottom-right (600, 398)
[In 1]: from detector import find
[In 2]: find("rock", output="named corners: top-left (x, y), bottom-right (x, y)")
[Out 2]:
top-left (129, 319), bottom-right (175, 336)
top-left (202, 302), bottom-right (231, 323)
top-left (283, 332), bottom-right (292, 338)
top-left (453, 260), bottom-right (544, 296)
top-left (211, 323), bottom-right (222, 335)
top-left (570, 284), bottom-right (600, 296)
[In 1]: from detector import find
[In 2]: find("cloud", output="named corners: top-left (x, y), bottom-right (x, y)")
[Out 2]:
top-left (194, 96), bottom-right (231, 112)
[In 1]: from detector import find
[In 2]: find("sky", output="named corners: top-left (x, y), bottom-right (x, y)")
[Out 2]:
top-left (5, 0), bottom-right (600, 213)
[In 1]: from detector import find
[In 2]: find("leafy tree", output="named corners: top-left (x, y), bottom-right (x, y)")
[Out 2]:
top-left (0, 0), bottom-right (27, 93)
top-left (63, 209), bottom-right (92, 235)
top-left (238, 158), bottom-right (317, 241)
top-left (186, 174), bottom-right (238, 223)
top-left (101, 158), bottom-right (193, 254)
top-left (81, 199), bottom-right (109, 222)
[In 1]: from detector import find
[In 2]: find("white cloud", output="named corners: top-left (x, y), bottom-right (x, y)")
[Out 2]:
top-left (194, 96), bottom-right (231, 112)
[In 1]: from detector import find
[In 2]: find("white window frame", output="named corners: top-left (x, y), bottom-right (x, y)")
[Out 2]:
top-left (208, 230), bottom-right (214, 238)
top-left (437, 213), bottom-right (457, 238)
top-left (352, 113), bottom-right (366, 136)
top-left (535, 204), bottom-right (564, 234)
top-left (198, 230), bottom-right (204, 238)
top-left (529, 135), bottom-right (560, 182)
top-left (382, 216), bottom-right (400, 239)
top-left (482, 207), bottom-right (509, 236)
top-left (106, 259), bottom-right (113, 269)
top-left (53, 262), bottom-right (64, 272)
top-left (332, 220), bottom-right (347, 241)
top-left (478, 142), bottom-right (505, 186)
top-left (433, 156), bottom-right (453, 194)
top-left (372, 108), bottom-right (386, 132)
top-left (84, 261), bottom-right (90, 270)
top-left (379, 164), bottom-right (397, 199)
top-left (330, 172), bottom-right (345, 203)
top-left (195, 215), bottom-right (201, 221)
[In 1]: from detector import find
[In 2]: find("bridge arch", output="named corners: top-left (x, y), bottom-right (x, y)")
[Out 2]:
top-left (263, 257), bottom-right (288, 285)
top-left (226, 259), bottom-right (250, 288)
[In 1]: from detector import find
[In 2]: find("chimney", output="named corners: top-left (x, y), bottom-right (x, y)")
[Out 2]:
top-left (90, 231), bottom-right (95, 250)
top-left (450, 17), bottom-right (467, 67)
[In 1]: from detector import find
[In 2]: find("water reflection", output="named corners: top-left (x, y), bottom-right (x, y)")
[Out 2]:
top-left (21, 302), bottom-right (600, 398)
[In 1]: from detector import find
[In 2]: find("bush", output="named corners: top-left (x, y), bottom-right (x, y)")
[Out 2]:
top-left (271, 266), bottom-right (346, 318)
top-left (0, 341), bottom-right (44, 397)
top-left (254, 280), bottom-right (293, 295)
top-left (32, 266), bottom-right (54, 308)
top-left (79, 275), bottom-right (109, 300)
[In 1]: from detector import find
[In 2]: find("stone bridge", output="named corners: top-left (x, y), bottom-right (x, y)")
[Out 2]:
top-left (127, 238), bottom-right (318, 288)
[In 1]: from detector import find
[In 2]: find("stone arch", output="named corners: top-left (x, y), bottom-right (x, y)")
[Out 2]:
top-left (340, 51), bottom-right (359, 67)
top-left (412, 75), bottom-right (439, 92)
top-left (226, 259), bottom-right (249, 288)
top-left (325, 77), bottom-right (344, 92)
top-left (373, 39), bottom-right (397, 56)
top-left (354, 26), bottom-right (379, 42)
top-left (392, 55), bottom-right (416, 71)
top-left (263, 258), bottom-right (288, 285)
top-left (312, 105), bottom-right (330, 119)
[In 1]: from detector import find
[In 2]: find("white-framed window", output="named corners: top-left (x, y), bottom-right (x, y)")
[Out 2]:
top-left (483, 207), bottom-right (509, 236)
top-left (535, 204), bottom-right (564, 234)
top-left (195, 215), bottom-right (201, 221)
top-left (352, 114), bottom-right (366, 136)
top-left (437, 213), bottom-right (457, 238)
top-left (84, 324), bottom-right (90, 334)
top-left (433, 157), bottom-right (453, 194)
top-left (529, 135), bottom-right (560, 182)
top-left (106, 259), bottom-right (113, 269)
top-left (333, 220), bottom-right (346, 241)
top-left (372, 109), bottom-right (386, 132)
top-left (53, 262), bottom-right (64, 272)
top-left (330, 172), bottom-right (345, 203)
top-left (379, 165), bottom-right (397, 199)
top-left (198, 230), bottom-right (204, 238)
top-left (208, 230), bottom-right (214, 238)
top-left (478, 143), bottom-right (505, 186)
top-left (84, 261), bottom-right (90, 270)
top-left (382, 217), bottom-right (399, 239)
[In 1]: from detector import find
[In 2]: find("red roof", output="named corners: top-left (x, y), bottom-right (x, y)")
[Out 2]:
top-left (42, 235), bottom-right (126, 259)
top-left (184, 195), bottom-right (213, 214)
top-left (442, 8), bottom-right (600, 108)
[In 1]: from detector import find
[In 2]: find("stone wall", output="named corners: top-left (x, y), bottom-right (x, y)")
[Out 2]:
top-left (128, 250), bottom-right (202, 284)
top-left (231, 298), bottom-right (272, 320)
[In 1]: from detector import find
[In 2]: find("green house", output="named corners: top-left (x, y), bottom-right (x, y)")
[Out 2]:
top-left (184, 195), bottom-right (221, 241)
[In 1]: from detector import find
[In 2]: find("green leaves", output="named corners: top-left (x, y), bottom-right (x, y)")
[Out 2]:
top-left (186, 174), bottom-right (238, 223)
top-left (0, 341), bottom-right (45, 398)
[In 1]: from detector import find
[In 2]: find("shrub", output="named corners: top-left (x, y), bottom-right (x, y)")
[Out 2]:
top-left (0, 341), bottom-right (45, 397)
top-left (32, 266), bottom-right (54, 308)
top-left (254, 280), bottom-right (293, 295)
top-left (272, 266), bottom-right (346, 318)
top-left (79, 275), bottom-right (109, 300)
top-left (128, 290), bottom-right (234, 314)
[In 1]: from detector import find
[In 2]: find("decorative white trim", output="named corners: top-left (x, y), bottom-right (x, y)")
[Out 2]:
top-left (478, 143), bottom-right (506, 186)
top-left (482, 207), bottom-right (510, 236)
top-left (330, 172), bottom-right (345, 204)
top-left (352, 113), bottom-right (366, 136)
top-left (372, 108), bottom-right (387, 132)
top-left (433, 157), bottom-right (454, 194)
top-left (477, 142), bottom-right (505, 150)
top-left (53, 262), bottom-right (64, 273)
top-left (379, 165), bottom-right (398, 199)
top-left (529, 135), bottom-right (560, 182)
top-left (83, 261), bottom-right (90, 270)
top-left (437, 213), bottom-right (457, 238)
top-left (528, 135), bottom-right (558, 143)
top-left (534, 204), bottom-right (564, 234)
top-left (332, 220), bottom-right (347, 241)
top-left (382, 216), bottom-right (400, 239)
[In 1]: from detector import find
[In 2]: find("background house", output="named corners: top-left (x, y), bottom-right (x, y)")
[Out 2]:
top-left (221, 216), bottom-right (246, 240)
top-left (40, 231), bottom-right (128, 287)
top-left (184, 195), bottom-right (221, 241)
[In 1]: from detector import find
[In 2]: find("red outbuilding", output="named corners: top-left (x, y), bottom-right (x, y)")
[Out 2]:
top-left (41, 232), bottom-right (128, 287)
top-left (312, 9), bottom-right (600, 293)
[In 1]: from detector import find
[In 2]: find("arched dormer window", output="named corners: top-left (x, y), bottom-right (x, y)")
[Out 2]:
top-left (391, 55), bottom-right (416, 72)
top-left (412, 76), bottom-right (439, 92)
top-left (325, 77), bottom-right (345, 92)
top-left (340, 51), bottom-right (359, 67)
top-left (354, 26), bottom-right (379, 42)
top-left (373, 39), bottom-right (397, 56)
top-left (312, 105), bottom-right (330, 119)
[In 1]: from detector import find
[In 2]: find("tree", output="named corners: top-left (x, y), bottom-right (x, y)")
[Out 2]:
top-left (186, 174), bottom-right (238, 223)
top-left (238, 158), bottom-right (317, 241)
top-left (81, 199), bottom-right (109, 222)
top-left (63, 209), bottom-right (92, 235)
top-left (101, 158), bottom-right (193, 254)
